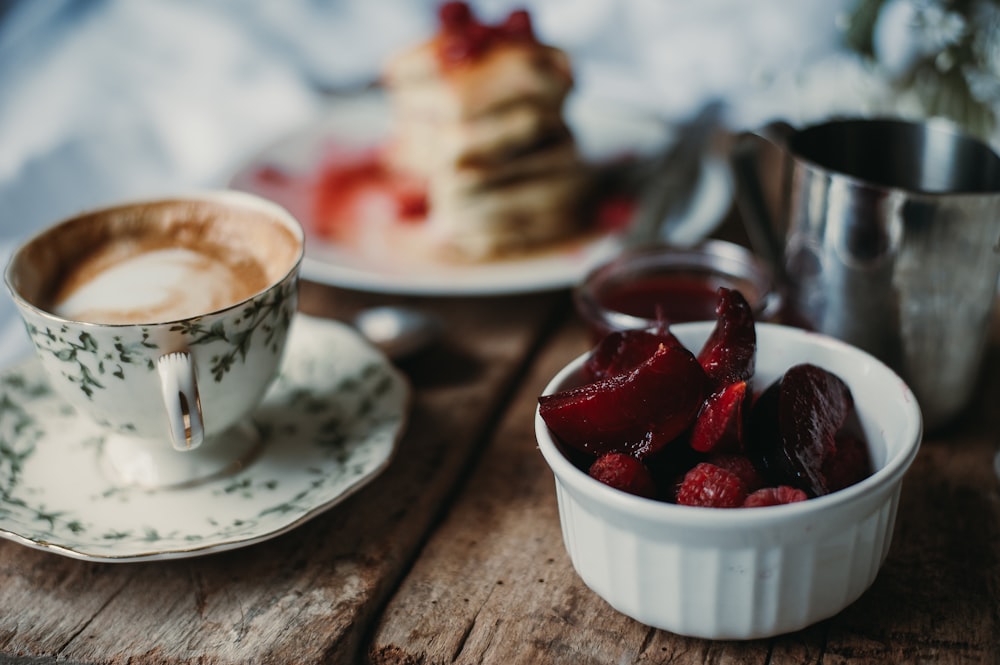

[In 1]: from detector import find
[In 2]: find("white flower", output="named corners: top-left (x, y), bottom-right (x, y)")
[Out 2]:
top-left (873, 0), bottom-right (966, 79)
top-left (970, 1), bottom-right (1000, 81)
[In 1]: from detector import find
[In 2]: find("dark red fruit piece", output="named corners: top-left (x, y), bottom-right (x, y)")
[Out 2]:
top-left (539, 343), bottom-right (709, 459)
top-left (689, 380), bottom-right (747, 453)
top-left (501, 8), bottom-right (534, 40)
top-left (706, 452), bottom-right (766, 492)
top-left (742, 486), bottom-right (808, 507)
top-left (439, 23), bottom-right (491, 62)
top-left (746, 363), bottom-right (857, 497)
top-left (438, 1), bottom-right (473, 29)
top-left (396, 189), bottom-right (429, 220)
top-left (583, 326), bottom-right (682, 382)
top-left (823, 430), bottom-right (874, 492)
top-left (697, 287), bottom-right (756, 389)
top-left (589, 452), bottom-right (657, 499)
top-left (675, 462), bottom-right (747, 508)
top-left (643, 438), bottom-right (704, 502)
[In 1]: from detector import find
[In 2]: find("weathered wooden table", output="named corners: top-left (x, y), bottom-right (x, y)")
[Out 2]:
top-left (2, 237), bottom-right (998, 664)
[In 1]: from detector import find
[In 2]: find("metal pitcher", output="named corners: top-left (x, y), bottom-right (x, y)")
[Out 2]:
top-left (732, 117), bottom-right (1000, 430)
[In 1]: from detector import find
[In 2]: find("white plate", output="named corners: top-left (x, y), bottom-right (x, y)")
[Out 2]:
top-left (229, 91), bottom-right (732, 296)
top-left (0, 314), bottom-right (410, 562)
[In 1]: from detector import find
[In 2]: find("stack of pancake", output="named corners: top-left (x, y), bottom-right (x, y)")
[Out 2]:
top-left (382, 2), bottom-right (586, 259)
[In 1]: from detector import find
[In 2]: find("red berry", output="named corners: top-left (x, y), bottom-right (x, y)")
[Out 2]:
top-left (439, 23), bottom-right (491, 63)
top-left (676, 462), bottom-right (747, 508)
top-left (254, 164), bottom-right (289, 185)
top-left (595, 196), bottom-right (635, 232)
top-left (395, 190), bottom-right (428, 220)
top-left (707, 453), bottom-right (765, 492)
top-left (742, 486), bottom-right (808, 507)
top-left (438, 1), bottom-right (472, 30)
top-left (589, 453), bottom-right (657, 499)
top-left (501, 9), bottom-right (534, 40)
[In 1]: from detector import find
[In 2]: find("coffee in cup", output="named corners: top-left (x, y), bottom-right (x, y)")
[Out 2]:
top-left (4, 191), bottom-right (305, 487)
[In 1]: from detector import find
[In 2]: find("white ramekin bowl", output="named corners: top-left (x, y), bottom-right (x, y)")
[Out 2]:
top-left (535, 322), bottom-right (922, 640)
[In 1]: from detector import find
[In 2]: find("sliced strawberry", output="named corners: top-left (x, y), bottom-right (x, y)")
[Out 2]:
top-left (539, 343), bottom-right (709, 459)
top-left (675, 462), bottom-right (748, 508)
top-left (583, 326), bottom-right (682, 382)
top-left (697, 287), bottom-right (756, 389)
top-left (689, 380), bottom-right (747, 453)
top-left (742, 485), bottom-right (808, 507)
top-left (588, 453), bottom-right (658, 499)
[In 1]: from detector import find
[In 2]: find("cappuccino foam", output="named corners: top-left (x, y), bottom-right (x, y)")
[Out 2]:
top-left (10, 197), bottom-right (302, 325)
top-left (53, 246), bottom-right (266, 324)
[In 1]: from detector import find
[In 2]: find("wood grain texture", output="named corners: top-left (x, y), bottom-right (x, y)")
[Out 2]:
top-left (4, 276), bottom-right (999, 664)
top-left (367, 313), bottom-right (1000, 665)
top-left (0, 283), bottom-right (564, 665)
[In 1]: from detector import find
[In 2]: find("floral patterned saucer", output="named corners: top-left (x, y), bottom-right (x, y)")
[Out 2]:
top-left (0, 314), bottom-right (410, 562)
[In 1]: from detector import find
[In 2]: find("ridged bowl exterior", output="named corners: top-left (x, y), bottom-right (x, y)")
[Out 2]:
top-left (536, 323), bottom-right (922, 640)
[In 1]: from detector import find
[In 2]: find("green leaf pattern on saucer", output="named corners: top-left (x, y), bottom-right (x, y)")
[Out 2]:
top-left (0, 314), bottom-right (409, 562)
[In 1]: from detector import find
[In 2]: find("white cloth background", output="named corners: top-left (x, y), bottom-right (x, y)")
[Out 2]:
top-left (0, 0), bottom-right (871, 368)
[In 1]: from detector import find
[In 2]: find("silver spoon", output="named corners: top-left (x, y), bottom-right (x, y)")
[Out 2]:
top-left (352, 306), bottom-right (441, 360)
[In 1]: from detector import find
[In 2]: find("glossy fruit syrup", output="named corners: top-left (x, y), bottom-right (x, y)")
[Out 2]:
top-left (598, 271), bottom-right (758, 324)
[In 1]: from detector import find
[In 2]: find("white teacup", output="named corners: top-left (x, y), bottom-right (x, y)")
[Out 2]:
top-left (3, 190), bottom-right (304, 488)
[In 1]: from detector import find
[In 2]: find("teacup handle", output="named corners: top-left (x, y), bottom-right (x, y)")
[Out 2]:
top-left (157, 352), bottom-right (205, 451)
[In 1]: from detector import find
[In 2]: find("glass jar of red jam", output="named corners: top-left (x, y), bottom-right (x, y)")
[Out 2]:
top-left (574, 241), bottom-right (781, 341)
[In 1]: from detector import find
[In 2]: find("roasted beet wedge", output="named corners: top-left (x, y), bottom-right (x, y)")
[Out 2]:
top-left (689, 288), bottom-right (756, 452)
top-left (746, 363), bottom-right (860, 497)
top-left (584, 326), bottom-right (682, 382)
top-left (823, 428), bottom-right (874, 492)
top-left (539, 343), bottom-right (709, 459)
top-left (689, 380), bottom-right (747, 453)
top-left (697, 287), bottom-right (756, 388)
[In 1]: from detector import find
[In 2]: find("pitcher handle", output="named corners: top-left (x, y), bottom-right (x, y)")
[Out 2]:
top-left (157, 351), bottom-right (205, 451)
top-left (729, 121), bottom-right (796, 285)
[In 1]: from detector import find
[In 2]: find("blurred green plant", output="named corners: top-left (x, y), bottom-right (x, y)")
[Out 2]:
top-left (844, 0), bottom-right (1000, 140)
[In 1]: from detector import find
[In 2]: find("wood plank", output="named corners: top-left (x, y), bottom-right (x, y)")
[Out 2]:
top-left (0, 283), bottom-right (562, 664)
top-left (367, 309), bottom-right (1000, 664)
